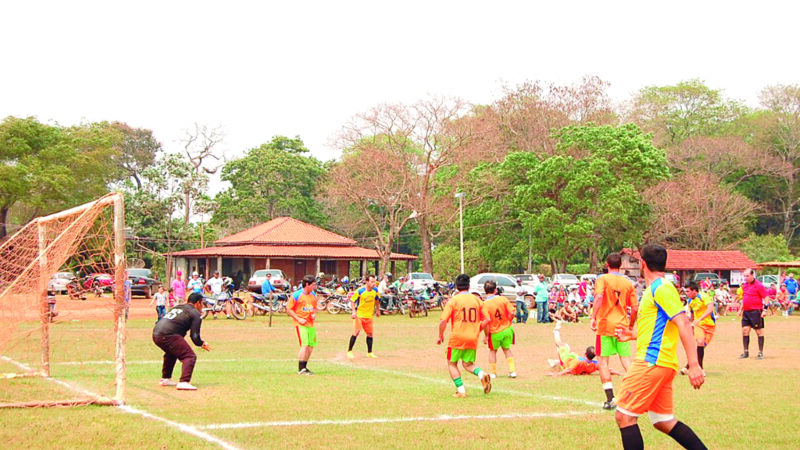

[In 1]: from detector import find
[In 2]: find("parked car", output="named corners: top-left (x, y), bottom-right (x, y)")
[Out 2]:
top-left (48, 271), bottom-right (76, 294)
top-left (551, 273), bottom-right (579, 289)
top-left (580, 274), bottom-right (597, 283)
top-left (127, 268), bottom-right (162, 299)
top-left (469, 273), bottom-right (517, 301)
top-left (513, 274), bottom-right (539, 288)
top-left (757, 274), bottom-right (780, 288)
top-left (692, 272), bottom-right (723, 286)
top-left (82, 273), bottom-right (114, 292)
top-left (407, 272), bottom-right (437, 290)
top-left (248, 269), bottom-right (289, 293)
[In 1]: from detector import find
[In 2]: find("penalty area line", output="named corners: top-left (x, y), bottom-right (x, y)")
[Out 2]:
top-left (53, 358), bottom-right (295, 366)
top-left (0, 355), bottom-right (239, 450)
top-left (198, 410), bottom-right (595, 430)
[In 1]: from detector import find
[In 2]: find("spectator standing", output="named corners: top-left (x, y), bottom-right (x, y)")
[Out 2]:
top-left (534, 274), bottom-right (551, 323)
top-left (150, 286), bottom-right (168, 323)
top-left (186, 272), bottom-right (203, 296)
top-left (739, 269), bottom-right (768, 359)
top-left (172, 270), bottom-right (186, 303)
top-left (783, 273), bottom-right (797, 315)
top-left (514, 278), bottom-right (530, 324)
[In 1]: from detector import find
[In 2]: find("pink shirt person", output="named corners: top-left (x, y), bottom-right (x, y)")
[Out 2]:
top-left (741, 279), bottom-right (768, 311)
top-left (172, 271), bottom-right (186, 300)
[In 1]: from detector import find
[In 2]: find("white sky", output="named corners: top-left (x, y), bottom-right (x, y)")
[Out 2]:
top-left (2, 0), bottom-right (797, 193)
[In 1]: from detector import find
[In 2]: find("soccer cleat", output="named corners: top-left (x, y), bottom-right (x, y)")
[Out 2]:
top-left (509, 372), bottom-right (517, 378)
top-left (738, 352), bottom-right (749, 359)
top-left (602, 400), bottom-right (616, 410)
top-left (159, 378), bottom-right (177, 387)
top-left (226, 315), bottom-right (233, 320)
top-left (679, 367), bottom-right (688, 375)
top-left (367, 353), bottom-right (378, 359)
top-left (757, 352), bottom-right (764, 360)
top-left (547, 359), bottom-right (559, 368)
top-left (347, 351), bottom-right (354, 359)
top-left (480, 372), bottom-right (492, 394)
top-left (489, 373), bottom-right (497, 379)
top-left (298, 368), bottom-right (314, 375)
top-left (453, 391), bottom-right (467, 398)
top-left (176, 382), bottom-right (197, 390)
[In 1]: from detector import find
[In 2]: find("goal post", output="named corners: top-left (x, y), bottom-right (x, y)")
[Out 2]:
top-left (0, 192), bottom-right (127, 407)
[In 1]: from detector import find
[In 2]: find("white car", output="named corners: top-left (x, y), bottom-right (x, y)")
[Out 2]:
top-left (407, 272), bottom-right (437, 290)
top-left (551, 273), bottom-right (579, 289)
top-left (580, 274), bottom-right (597, 283)
top-left (48, 272), bottom-right (76, 294)
top-left (469, 273), bottom-right (518, 301)
top-left (513, 274), bottom-right (540, 288)
top-left (247, 269), bottom-right (288, 292)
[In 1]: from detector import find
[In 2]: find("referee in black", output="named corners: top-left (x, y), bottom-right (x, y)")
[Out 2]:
top-left (152, 292), bottom-right (210, 390)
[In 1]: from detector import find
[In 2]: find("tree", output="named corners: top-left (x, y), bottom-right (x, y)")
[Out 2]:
top-left (181, 123), bottom-right (225, 224)
top-left (107, 122), bottom-right (162, 190)
top-left (628, 79), bottom-right (746, 147)
top-left (0, 117), bottom-right (121, 238)
top-left (738, 233), bottom-right (792, 263)
top-left (213, 136), bottom-right (327, 233)
top-left (643, 172), bottom-right (756, 249)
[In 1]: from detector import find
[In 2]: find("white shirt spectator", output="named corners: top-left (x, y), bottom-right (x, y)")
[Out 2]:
top-left (154, 291), bottom-right (167, 306)
top-left (378, 279), bottom-right (389, 296)
top-left (206, 276), bottom-right (223, 295)
top-left (515, 284), bottom-right (529, 302)
top-left (187, 277), bottom-right (204, 293)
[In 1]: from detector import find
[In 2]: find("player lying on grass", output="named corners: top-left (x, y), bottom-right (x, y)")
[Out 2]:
top-left (437, 273), bottom-right (492, 398)
top-left (547, 321), bottom-right (623, 377)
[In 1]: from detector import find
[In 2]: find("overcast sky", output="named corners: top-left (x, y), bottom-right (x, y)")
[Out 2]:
top-left (2, 1), bottom-right (797, 184)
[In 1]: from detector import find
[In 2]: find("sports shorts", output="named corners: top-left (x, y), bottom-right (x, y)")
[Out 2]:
top-left (488, 327), bottom-right (515, 350)
top-left (693, 324), bottom-right (715, 346)
top-left (353, 317), bottom-right (374, 335)
top-left (616, 360), bottom-right (676, 417)
top-left (558, 344), bottom-right (579, 367)
top-left (447, 347), bottom-right (476, 363)
top-left (599, 335), bottom-right (631, 357)
top-left (295, 326), bottom-right (317, 347)
top-left (741, 309), bottom-right (764, 329)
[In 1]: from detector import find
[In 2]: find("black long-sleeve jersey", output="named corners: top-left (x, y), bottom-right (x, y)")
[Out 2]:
top-left (152, 304), bottom-right (204, 346)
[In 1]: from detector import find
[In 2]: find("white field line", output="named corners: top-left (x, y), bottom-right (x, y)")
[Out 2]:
top-left (325, 358), bottom-right (601, 408)
top-left (0, 355), bottom-right (238, 450)
top-left (53, 358), bottom-right (294, 366)
top-left (198, 410), bottom-right (595, 430)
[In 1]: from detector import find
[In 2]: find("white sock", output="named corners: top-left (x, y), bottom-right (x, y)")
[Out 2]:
top-left (477, 370), bottom-right (486, 379)
top-left (602, 382), bottom-right (613, 390)
top-left (457, 385), bottom-right (466, 394)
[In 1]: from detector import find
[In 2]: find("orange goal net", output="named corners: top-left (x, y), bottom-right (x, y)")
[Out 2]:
top-left (0, 192), bottom-right (127, 407)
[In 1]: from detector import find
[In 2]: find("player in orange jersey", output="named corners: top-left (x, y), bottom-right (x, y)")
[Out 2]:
top-left (287, 275), bottom-right (320, 375)
top-left (547, 320), bottom-right (623, 377)
top-left (591, 252), bottom-right (638, 410)
top-left (482, 280), bottom-right (517, 379)
top-left (437, 274), bottom-right (491, 398)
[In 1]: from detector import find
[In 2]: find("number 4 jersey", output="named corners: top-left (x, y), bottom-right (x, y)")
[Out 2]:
top-left (440, 292), bottom-right (488, 349)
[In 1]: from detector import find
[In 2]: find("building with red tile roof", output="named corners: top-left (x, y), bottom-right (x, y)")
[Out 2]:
top-left (619, 248), bottom-right (757, 286)
top-left (169, 217), bottom-right (416, 287)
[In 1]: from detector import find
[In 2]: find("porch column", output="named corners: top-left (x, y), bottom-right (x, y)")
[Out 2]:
top-left (315, 258), bottom-right (321, 277)
top-left (391, 260), bottom-right (396, 276)
top-left (266, 257), bottom-right (271, 269)
top-left (360, 260), bottom-right (366, 278)
top-left (406, 260), bottom-right (412, 274)
top-left (205, 258), bottom-right (210, 279)
top-left (217, 256), bottom-right (223, 275)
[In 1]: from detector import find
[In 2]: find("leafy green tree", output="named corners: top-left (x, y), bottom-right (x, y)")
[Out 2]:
top-left (107, 122), bottom-right (162, 190)
top-left (213, 136), bottom-right (327, 233)
top-left (738, 233), bottom-right (792, 263)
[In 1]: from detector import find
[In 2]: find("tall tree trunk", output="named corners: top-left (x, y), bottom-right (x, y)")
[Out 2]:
top-left (0, 205), bottom-right (8, 239)
top-left (419, 216), bottom-right (434, 275)
top-left (184, 191), bottom-right (191, 225)
top-left (783, 181), bottom-right (795, 242)
top-left (588, 247), bottom-right (600, 273)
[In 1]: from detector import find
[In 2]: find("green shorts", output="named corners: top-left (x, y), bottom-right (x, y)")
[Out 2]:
top-left (296, 326), bottom-right (317, 347)
top-left (447, 348), bottom-right (476, 363)
top-left (489, 327), bottom-right (515, 350)
top-left (599, 335), bottom-right (630, 357)
top-left (558, 344), bottom-right (579, 363)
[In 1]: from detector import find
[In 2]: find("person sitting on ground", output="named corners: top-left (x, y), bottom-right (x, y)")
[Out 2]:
top-left (547, 321), bottom-right (623, 377)
top-left (767, 284), bottom-right (782, 316)
top-left (553, 300), bottom-right (579, 323)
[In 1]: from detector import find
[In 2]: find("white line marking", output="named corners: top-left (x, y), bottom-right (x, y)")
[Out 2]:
top-left (324, 358), bottom-right (601, 407)
top-left (0, 355), bottom-right (238, 450)
top-left (53, 358), bottom-right (294, 366)
top-left (198, 410), bottom-right (595, 430)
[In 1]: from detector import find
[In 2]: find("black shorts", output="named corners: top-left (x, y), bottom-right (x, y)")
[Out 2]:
top-left (741, 309), bottom-right (764, 329)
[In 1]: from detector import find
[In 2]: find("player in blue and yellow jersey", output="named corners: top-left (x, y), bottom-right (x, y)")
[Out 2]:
top-left (286, 275), bottom-right (320, 375)
top-left (681, 282), bottom-right (715, 376)
top-left (347, 274), bottom-right (380, 359)
top-left (613, 244), bottom-right (707, 450)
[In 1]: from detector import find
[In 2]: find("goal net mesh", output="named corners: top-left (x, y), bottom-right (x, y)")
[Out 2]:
top-left (0, 193), bottom-right (126, 407)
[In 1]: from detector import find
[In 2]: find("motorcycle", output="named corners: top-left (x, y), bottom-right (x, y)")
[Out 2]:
top-left (404, 289), bottom-right (429, 318)
top-left (249, 292), bottom-right (288, 315)
top-left (202, 279), bottom-right (247, 320)
top-left (325, 295), bottom-right (352, 315)
top-left (378, 287), bottom-right (405, 315)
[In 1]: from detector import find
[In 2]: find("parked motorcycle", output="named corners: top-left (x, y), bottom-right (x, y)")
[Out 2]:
top-left (202, 283), bottom-right (247, 320)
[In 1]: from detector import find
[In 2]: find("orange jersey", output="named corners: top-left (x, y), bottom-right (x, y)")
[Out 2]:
top-left (440, 292), bottom-right (487, 349)
top-left (287, 289), bottom-right (318, 327)
top-left (594, 272), bottom-right (635, 336)
top-left (565, 357), bottom-right (599, 375)
top-left (483, 295), bottom-right (515, 334)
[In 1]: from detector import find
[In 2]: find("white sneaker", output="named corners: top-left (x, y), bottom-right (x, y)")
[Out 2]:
top-left (159, 378), bottom-right (177, 387)
top-left (176, 382), bottom-right (197, 390)
top-left (547, 358), bottom-right (559, 368)
top-left (489, 373), bottom-right (497, 379)
top-left (509, 372), bottom-right (517, 378)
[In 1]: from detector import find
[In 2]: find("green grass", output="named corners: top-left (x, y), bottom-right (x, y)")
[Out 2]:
top-left (1, 312), bottom-right (799, 449)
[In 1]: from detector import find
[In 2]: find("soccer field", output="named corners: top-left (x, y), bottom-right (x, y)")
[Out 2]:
top-left (1, 310), bottom-right (799, 449)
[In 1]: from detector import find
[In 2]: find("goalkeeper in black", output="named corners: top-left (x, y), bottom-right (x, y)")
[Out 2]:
top-left (152, 292), bottom-right (210, 390)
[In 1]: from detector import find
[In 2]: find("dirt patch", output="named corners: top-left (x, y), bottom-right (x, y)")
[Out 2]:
top-left (52, 294), bottom-right (157, 321)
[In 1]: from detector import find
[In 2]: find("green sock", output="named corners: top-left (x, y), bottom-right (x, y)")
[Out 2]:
top-left (453, 377), bottom-right (463, 388)
top-left (472, 367), bottom-right (483, 376)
